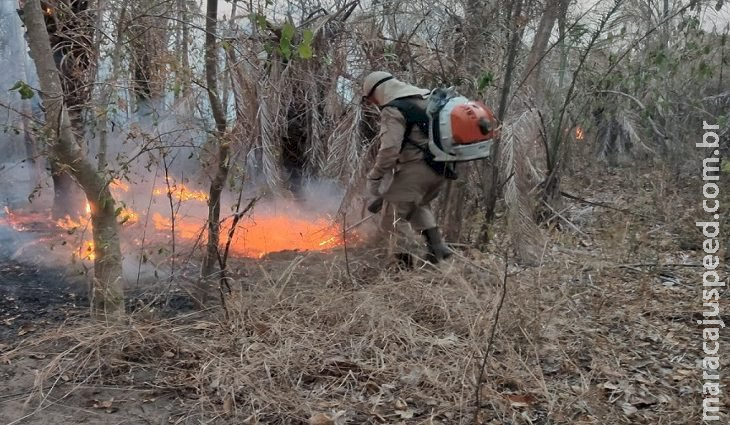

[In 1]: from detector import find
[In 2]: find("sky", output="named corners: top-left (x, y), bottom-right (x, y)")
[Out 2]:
top-left (214, 0), bottom-right (730, 33)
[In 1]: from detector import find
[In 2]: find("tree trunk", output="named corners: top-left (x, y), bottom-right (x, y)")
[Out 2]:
top-left (127, 2), bottom-right (168, 118)
top-left (96, 4), bottom-right (127, 171)
top-left (42, 0), bottom-right (94, 213)
top-left (480, 0), bottom-right (524, 241)
top-left (557, 0), bottom-right (570, 88)
top-left (201, 0), bottom-right (231, 280)
top-left (443, 0), bottom-right (497, 241)
top-left (24, 0), bottom-right (124, 320)
top-left (522, 0), bottom-right (560, 90)
top-left (50, 163), bottom-right (85, 218)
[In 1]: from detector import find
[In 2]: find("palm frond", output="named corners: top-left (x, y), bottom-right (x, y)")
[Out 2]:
top-left (703, 91), bottom-right (730, 108)
top-left (499, 109), bottom-right (544, 265)
top-left (256, 77), bottom-right (282, 194)
top-left (321, 108), bottom-right (362, 180)
top-left (336, 136), bottom-right (378, 220)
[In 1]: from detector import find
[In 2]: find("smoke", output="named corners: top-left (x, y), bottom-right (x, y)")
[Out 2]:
top-left (0, 1), bottom-right (47, 210)
top-left (0, 3), bottom-right (353, 286)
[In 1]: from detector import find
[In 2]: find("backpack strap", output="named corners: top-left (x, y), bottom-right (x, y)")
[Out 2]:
top-left (383, 97), bottom-right (429, 151)
top-left (382, 97), bottom-right (458, 180)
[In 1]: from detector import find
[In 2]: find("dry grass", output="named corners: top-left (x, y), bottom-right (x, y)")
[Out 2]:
top-left (1, 167), bottom-right (727, 424)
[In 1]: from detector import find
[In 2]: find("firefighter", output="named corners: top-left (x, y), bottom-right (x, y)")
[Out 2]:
top-left (361, 71), bottom-right (453, 266)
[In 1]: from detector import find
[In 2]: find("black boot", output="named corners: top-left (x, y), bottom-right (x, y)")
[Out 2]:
top-left (422, 227), bottom-right (453, 263)
top-left (394, 253), bottom-right (414, 269)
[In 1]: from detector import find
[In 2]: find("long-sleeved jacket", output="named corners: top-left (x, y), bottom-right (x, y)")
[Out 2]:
top-left (367, 96), bottom-right (430, 181)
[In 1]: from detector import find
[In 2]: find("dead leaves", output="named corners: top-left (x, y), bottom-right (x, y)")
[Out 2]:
top-left (393, 398), bottom-right (415, 419)
top-left (86, 397), bottom-right (119, 414)
top-left (308, 410), bottom-right (347, 425)
top-left (601, 378), bottom-right (673, 419)
top-left (504, 393), bottom-right (537, 408)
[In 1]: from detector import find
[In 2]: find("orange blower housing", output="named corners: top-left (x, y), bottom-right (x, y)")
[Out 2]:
top-left (449, 101), bottom-right (499, 145)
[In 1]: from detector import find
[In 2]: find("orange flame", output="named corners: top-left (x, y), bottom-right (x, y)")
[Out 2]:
top-left (56, 215), bottom-right (90, 231)
top-left (81, 241), bottom-right (95, 261)
top-left (575, 127), bottom-right (585, 141)
top-left (153, 183), bottom-right (208, 202)
top-left (4, 180), bottom-right (349, 262)
top-left (152, 213), bottom-right (204, 240)
top-left (150, 212), bottom-right (345, 258)
top-left (229, 215), bottom-right (343, 258)
top-left (111, 180), bottom-right (130, 193)
top-left (118, 207), bottom-right (139, 224)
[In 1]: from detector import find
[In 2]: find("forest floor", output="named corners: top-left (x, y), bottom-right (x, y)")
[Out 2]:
top-left (0, 165), bottom-right (728, 424)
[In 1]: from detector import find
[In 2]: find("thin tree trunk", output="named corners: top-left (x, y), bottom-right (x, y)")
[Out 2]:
top-left (24, 0), bottom-right (124, 320)
top-left (480, 0), bottom-right (524, 241)
top-left (443, 0), bottom-right (496, 241)
top-left (180, 0), bottom-right (191, 96)
top-left (201, 0), bottom-right (231, 280)
top-left (522, 0), bottom-right (559, 89)
top-left (557, 0), bottom-right (570, 88)
top-left (97, 5), bottom-right (127, 171)
top-left (220, 0), bottom-right (238, 115)
top-left (22, 115), bottom-right (43, 192)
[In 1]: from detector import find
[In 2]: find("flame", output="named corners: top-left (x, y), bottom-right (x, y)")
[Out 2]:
top-left (118, 207), bottom-right (139, 224)
top-left (228, 215), bottom-right (343, 258)
top-left (153, 183), bottom-right (208, 202)
top-left (81, 240), bottom-right (95, 261)
top-left (56, 214), bottom-right (90, 231)
top-left (2, 207), bottom-right (50, 231)
top-left (111, 180), bottom-right (130, 193)
top-left (150, 212), bottom-right (345, 258)
top-left (575, 127), bottom-right (585, 141)
top-left (3, 181), bottom-right (349, 262)
top-left (152, 213), bottom-right (204, 240)
top-left (52, 214), bottom-right (94, 261)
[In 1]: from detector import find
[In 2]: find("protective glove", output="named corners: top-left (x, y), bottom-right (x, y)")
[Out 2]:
top-left (366, 178), bottom-right (382, 198)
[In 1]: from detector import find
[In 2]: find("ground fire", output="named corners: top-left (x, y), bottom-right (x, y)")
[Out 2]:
top-left (1, 180), bottom-right (349, 262)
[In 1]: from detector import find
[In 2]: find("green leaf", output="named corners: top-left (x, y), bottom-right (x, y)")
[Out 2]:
top-left (9, 80), bottom-right (34, 100)
top-left (279, 22), bottom-right (295, 60)
top-left (297, 29), bottom-right (315, 59)
top-left (279, 44), bottom-right (291, 60)
top-left (298, 44), bottom-right (313, 59)
top-left (250, 13), bottom-right (268, 30)
top-left (477, 71), bottom-right (495, 91)
top-left (281, 22), bottom-right (295, 43)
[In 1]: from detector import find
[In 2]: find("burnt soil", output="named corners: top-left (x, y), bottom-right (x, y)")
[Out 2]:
top-left (0, 259), bottom-right (87, 347)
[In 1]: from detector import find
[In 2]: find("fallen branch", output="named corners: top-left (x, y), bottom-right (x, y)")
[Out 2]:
top-left (542, 200), bottom-right (591, 239)
top-left (560, 190), bottom-right (653, 219)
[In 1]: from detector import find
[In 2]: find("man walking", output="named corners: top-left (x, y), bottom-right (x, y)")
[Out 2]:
top-left (361, 71), bottom-right (453, 266)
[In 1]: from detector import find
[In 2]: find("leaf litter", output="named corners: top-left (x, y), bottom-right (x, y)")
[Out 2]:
top-left (0, 167), bottom-right (727, 424)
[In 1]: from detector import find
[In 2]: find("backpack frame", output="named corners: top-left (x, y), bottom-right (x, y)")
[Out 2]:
top-left (384, 97), bottom-right (458, 180)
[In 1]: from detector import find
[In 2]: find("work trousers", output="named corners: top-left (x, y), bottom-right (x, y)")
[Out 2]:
top-left (377, 160), bottom-right (446, 256)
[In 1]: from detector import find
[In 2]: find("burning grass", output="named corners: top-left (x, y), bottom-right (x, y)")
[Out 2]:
top-left (2, 180), bottom-right (350, 263)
